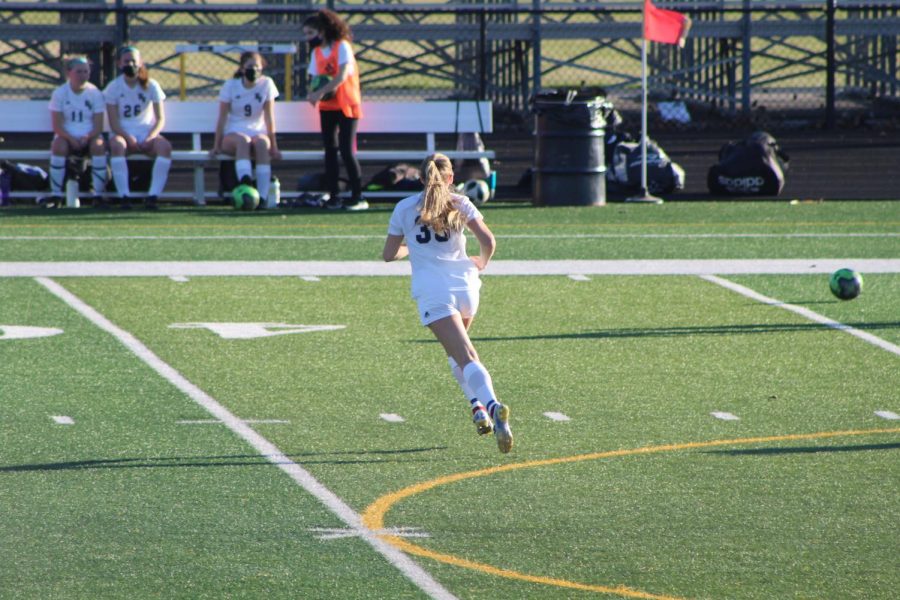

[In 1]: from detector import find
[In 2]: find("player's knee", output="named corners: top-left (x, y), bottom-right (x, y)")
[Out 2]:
top-left (155, 137), bottom-right (172, 156)
top-left (90, 137), bottom-right (106, 154)
top-left (110, 137), bottom-right (127, 154)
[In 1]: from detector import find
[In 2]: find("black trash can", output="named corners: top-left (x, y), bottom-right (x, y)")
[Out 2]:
top-left (532, 90), bottom-right (607, 206)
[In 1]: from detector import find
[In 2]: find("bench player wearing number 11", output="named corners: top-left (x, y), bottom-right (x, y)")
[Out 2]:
top-left (382, 152), bottom-right (513, 453)
top-left (46, 56), bottom-right (107, 207)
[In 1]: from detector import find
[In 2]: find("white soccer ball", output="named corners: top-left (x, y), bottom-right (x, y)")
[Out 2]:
top-left (461, 178), bottom-right (490, 206)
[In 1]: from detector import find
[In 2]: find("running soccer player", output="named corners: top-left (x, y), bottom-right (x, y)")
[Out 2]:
top-left (382, 152), bottom-right (513, 453)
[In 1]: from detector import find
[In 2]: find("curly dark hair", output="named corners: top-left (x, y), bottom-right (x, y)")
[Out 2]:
top-left (303, 9), bottom-right (352, 43)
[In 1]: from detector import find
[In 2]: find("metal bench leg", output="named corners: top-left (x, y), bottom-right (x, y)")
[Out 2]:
top-left (192, 133), bottom-right (206, 206)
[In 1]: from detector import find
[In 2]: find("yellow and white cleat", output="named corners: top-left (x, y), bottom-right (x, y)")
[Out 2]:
top-left (492, 404), bottom-right (513, 453)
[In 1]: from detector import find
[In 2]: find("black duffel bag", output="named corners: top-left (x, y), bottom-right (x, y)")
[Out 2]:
top-left (707, 132), bottom-right (789, 196)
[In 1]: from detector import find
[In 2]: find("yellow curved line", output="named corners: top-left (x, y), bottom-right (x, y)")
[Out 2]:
top-left (362, 427), bottom-right (900, 598)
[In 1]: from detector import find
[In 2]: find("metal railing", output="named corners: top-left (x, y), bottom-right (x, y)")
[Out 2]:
top-left (0, 1), bottom-right (898, 131)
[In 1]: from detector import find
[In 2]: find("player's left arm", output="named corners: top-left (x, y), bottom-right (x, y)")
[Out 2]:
top-left (263, 98), bottom-right (281, 159)
top-left (147, 101), bottom-right (165, 142)
top-left (88, 110), bottom-right (105, 143)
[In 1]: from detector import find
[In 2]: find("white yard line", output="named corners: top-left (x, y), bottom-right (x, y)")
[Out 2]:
top-left (711, 412), bottom-right (741, 421)
top-left (701, 275), bottom-right (900, 357)
top-left (543, 412), bottom-right (571, 422)
top-left (2, 233), bottom-right (898, 241)
top-left (34, 276), bottom-right (457, 600)
top-left (176, 419), bottom-right (291, 425)
top-left (380, 413), bottom-right (406, 423)
top-left (875, 411), bottom-right (900, 420)
top-left (4, 258), bottom-right (900, 277)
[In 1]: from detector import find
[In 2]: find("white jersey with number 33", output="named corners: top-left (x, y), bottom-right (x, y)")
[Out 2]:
top-left (387, 192), bottom-right (483, 298)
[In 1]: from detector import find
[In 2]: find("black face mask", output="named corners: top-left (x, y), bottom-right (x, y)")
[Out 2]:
top-left (244, 68), bottom-right (259, 82)
top-left (122, 65), bottom-right (137, 78)
top-left (308, 35), bottom-right (322, 49)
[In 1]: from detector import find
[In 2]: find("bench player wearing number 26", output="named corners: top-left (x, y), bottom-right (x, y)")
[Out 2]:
top-left (104, 45), bottom-right (172, 210)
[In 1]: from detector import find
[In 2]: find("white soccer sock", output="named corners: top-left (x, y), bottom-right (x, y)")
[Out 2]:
top-left (235, 159), bottom-right (253, 183)
top-left (91, 155), bottom-right (108, 194)
top-left (448, 356), bottom-right (477, 403)
top-left (110, 156), bottom-right (130, 197)
top-left (149, 156), bottom-right (171, 197)
top-left (462, 361), bottom-right (499, 417)
top-left (49, 155), bottom-right (66, 193)
top-left (255, 164), bottom-right (271, 202)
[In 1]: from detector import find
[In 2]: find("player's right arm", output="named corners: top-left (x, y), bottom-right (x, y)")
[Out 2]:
top-left (382, 234), bottom-right (408, 262)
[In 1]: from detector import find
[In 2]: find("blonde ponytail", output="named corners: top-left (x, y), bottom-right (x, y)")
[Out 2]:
top-left (418, 153), bottom-right (464, 235)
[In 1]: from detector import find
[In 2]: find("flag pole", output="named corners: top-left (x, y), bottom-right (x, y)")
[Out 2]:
top-left (627, 1), bottom-right (664, 204)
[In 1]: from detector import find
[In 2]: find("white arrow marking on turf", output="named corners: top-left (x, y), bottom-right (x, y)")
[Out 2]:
top-left (875, 411), bottom-right (899, 420)
top-left (168, 322), bottom-right (345, 339)
top-left (51, 416), bottom-right (74, 425)
top-left (0, 326), bottom-right (64, 340)
top-left (380, 413), bottom-right (406, 423)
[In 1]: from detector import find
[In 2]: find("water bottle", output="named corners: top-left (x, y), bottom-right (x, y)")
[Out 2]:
top-left (65, 178), bottom-right (80, 208)
top-left (266, 176), bottom-right (280, 209)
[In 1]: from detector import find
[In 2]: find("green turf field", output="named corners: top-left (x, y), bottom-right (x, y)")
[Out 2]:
top-left (1, 201), bottom-right (898, 599)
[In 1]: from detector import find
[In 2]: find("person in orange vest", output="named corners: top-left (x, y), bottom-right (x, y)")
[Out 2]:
top-left (303, 9), bottom-right (366, 211)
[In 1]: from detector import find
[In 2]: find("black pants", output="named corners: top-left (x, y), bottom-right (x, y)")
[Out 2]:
top-left (319, 110), bottom-right (362, 201)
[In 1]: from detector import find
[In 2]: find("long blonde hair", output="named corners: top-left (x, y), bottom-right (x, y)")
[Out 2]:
top-left (418, 153), bottom-right (464, 235)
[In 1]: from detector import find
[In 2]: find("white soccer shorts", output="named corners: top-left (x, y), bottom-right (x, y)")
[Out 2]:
top-left (416, 288), bottom-right (480, 326)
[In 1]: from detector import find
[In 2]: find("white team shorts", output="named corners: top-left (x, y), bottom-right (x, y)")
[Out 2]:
top-left (118, 124), bottom-right (154, 145)
top-left (416, 288), bottom-right (480, 326)
top-left (225, 124), bottom-right (267, 139)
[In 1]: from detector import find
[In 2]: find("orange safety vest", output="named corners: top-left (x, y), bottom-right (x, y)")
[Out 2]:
top-left (314, 42), bottom-right (362, 119)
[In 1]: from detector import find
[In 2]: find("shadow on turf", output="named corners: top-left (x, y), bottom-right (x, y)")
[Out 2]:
top-left (0, 446), bottom-right (447, 473)
top-left (455, 321), bottom-right (900, 342)
top-left (705, 442), bottom-right (900, 456)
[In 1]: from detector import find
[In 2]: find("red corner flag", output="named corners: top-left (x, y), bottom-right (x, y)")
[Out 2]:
top-left (644, 0), bottom-right (692, 47)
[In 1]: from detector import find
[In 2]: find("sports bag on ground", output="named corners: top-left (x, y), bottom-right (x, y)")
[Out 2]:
top-left (1, 160), bottom-right (49, 191)
top-left (608, 139), bottom-right (685, 195)
top-left (364, 163), bottom-right (422, 193)
top-left (707, 131), bottom-right (789, 196)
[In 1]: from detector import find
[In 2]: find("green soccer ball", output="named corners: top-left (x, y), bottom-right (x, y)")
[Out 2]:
top-left (232, 183), bottom-right (260, 211)
top-left (829, 268), bottom-right (863, 300)
top-left (310, 75), bottom-right (334, 100)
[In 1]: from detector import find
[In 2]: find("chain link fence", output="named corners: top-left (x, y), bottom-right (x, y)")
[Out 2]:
top-left (0, 0), bottom-right (898, 132)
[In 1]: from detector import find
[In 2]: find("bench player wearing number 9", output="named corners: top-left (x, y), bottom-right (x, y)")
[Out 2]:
top-left (382, 152), bottom-right (513, 453)
top-left (211, 51), bottom-right (282, 206)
